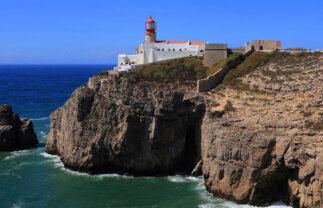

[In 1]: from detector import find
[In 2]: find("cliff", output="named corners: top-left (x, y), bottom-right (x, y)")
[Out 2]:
top-left (201, 52), bottom-right (323, 207)
top-left (0, 104), bottom-right (38, 151)
top-left (46, 53), bottom-right (323, 207)
top-left (46, 72), bottom-right (206, 175)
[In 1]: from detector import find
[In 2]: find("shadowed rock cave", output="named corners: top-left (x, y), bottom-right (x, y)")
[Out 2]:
top-left (179, 104), bottom-right (205, 174)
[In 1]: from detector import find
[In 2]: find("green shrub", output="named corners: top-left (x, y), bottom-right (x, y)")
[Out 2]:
top-left (124, 56), bottom-right (207, 82)
top-left (206, 58), bottom-right (227, 76)
top-left (226, 53), bottom-right (244, 65)
top-left (285, 48), bottom-right (307, 51)
top-left (206, 54), bottom-right (244, 77)
top-left (222, 52), bottom-right (270, 89)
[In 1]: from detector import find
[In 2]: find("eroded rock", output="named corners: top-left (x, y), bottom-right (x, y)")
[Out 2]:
top-left (0, 104), bottom-right (38, 151)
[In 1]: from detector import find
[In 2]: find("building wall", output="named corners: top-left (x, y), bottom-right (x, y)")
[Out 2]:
top-left (251, 40), bottom-right (282, 51)
top-left (203, 50), bottom-right (228, 67)
top-left (154, 51), bottom-right (202, 62)
top-left (116, 42), bottom-right (206, 71)
top-left (154, 42), bottom-right (205, 53)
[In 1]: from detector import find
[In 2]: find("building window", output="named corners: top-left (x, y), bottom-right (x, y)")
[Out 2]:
top-left (200, 50), bottom-right (204, 52)
top-left (260, 46), bottom-right (264, 50)
top-left (168, 49), bottom-right (170, 51)
top-left (173, 49), bottom-right (175, 51)
top-left (162, 49), bottom-right (164, 51)
top-left (180, 49), bottom-right (182, 51)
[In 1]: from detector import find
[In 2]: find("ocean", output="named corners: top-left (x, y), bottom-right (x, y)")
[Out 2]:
top-left (0, 65), bottom-right (289, 208)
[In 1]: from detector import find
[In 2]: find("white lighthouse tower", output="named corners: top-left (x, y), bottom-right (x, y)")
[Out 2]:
top-left (145, 16), bottom-right (156, 43)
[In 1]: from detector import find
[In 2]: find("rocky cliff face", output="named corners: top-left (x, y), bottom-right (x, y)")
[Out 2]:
top-left (0, 104), bottom-right (38, 151)
top-left (201, 53), bottom-right (323, 207)
top-left (46, 53), bottom-right (323, 207)
top-left (46, 72), bottom-right (205, 175)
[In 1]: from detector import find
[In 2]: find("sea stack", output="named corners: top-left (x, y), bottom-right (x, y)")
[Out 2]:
top-left (0, 104), bottom-right (38, 151)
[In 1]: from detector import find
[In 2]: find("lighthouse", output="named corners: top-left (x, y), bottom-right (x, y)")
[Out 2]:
top-left (145, 16), bottom-right (156, 43)
top-left (114, 16), bottom-right (206, 71)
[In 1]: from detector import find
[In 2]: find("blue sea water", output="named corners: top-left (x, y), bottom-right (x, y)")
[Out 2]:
top-left (0, 65), bottom-right (289, 208)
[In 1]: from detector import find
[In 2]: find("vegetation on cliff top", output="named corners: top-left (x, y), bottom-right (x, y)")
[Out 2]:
top-left (221, 51), bottom-right (321, 91)
top-left (121, 53), bottom-right (245, 82)
top-left (123, 56), bottom-right (207, 82)
top-left (206, 53), bottom-right (244, 76)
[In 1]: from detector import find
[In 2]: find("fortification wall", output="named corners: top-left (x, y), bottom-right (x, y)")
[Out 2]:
top-left (228, 48), bottom-right (245, 54)
top-left (197, 49), bottom-right (254, 92)
top-left (252, 40), bottom-right (282, 51)
top-left (203, 44), bottom-right (228, 67)
top-left (203, 50), bottom-right (227, 67)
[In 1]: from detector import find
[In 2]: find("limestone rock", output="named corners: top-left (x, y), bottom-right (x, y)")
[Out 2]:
top-left (202, 53), bottom-right (323, 207)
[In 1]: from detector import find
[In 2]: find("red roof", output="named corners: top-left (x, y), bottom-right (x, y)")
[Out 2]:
top-left (155, 41), bottom-right (206, 45)
top-left (146, 16), bottom-right (155, 23)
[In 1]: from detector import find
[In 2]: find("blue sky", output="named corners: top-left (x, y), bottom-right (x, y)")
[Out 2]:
top-left (0, 0), bottom-right (322, 64)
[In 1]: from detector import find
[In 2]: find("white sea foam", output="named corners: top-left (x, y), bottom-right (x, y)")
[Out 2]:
top-left (11, 200), bottom-right (24, 208)
top-left (11, 203), bottom-right (21, 208)
top-left (267, 201), bottom-right (292, 208)
top-left (198, 201), bottom-right (290, 208)
top-left (3, 150), bottom-right (29, 160)
top-left (195, 176), bottom-right (291, 208)
top-left (167, 175), bottom-right (201, 183)
top-left (40, 152), bottom-right (58, 158)
top-left (39, 131), bottom-right (46, 135)
top-left (40, 152), bottom-right (133, 179)
top-left (31, 117), bottom-right (50, 121)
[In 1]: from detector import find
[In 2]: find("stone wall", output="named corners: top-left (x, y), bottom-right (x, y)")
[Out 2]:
top-left (203, 44), bottom-right (228, 67)
top-left (197, 49), bottom-right (254, 92)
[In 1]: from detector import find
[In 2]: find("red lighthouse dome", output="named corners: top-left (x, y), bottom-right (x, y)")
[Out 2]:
top-left (145, 16), bottom-right (156, 34)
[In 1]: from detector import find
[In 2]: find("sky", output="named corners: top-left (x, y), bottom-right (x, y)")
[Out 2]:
top-left (0, 0), bottom-right (322, 64)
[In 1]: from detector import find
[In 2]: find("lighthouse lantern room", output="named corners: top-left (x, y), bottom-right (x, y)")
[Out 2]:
top-left (145, 16), bottom-right (156, 43)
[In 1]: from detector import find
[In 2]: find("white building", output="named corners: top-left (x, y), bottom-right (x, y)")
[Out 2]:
top-left (114, 17), bottom-right (206, 71)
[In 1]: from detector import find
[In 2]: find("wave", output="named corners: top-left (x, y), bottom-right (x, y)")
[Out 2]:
top-left (39, 131), bottom-right (46, 135)
top-left (39, 152), bottom-right (291, 208)
top-left (221, 201), bottom-right (291, 208)
top-left (195, 177), bottom-right (291, 208)
top-left (167, 175), bottom-right (201, 183)
top-left (31, 117), bottom-right (50, 121)
top-left (3, 150), bottom-right (29, 161)
top-left (40, 152), bottom-right (133, 179)
top-left (198, 201), bottom-right (290, 208)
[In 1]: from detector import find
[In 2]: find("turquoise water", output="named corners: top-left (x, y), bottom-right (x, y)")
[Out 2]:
top-left (0, 65), bottom-right (288, 208)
